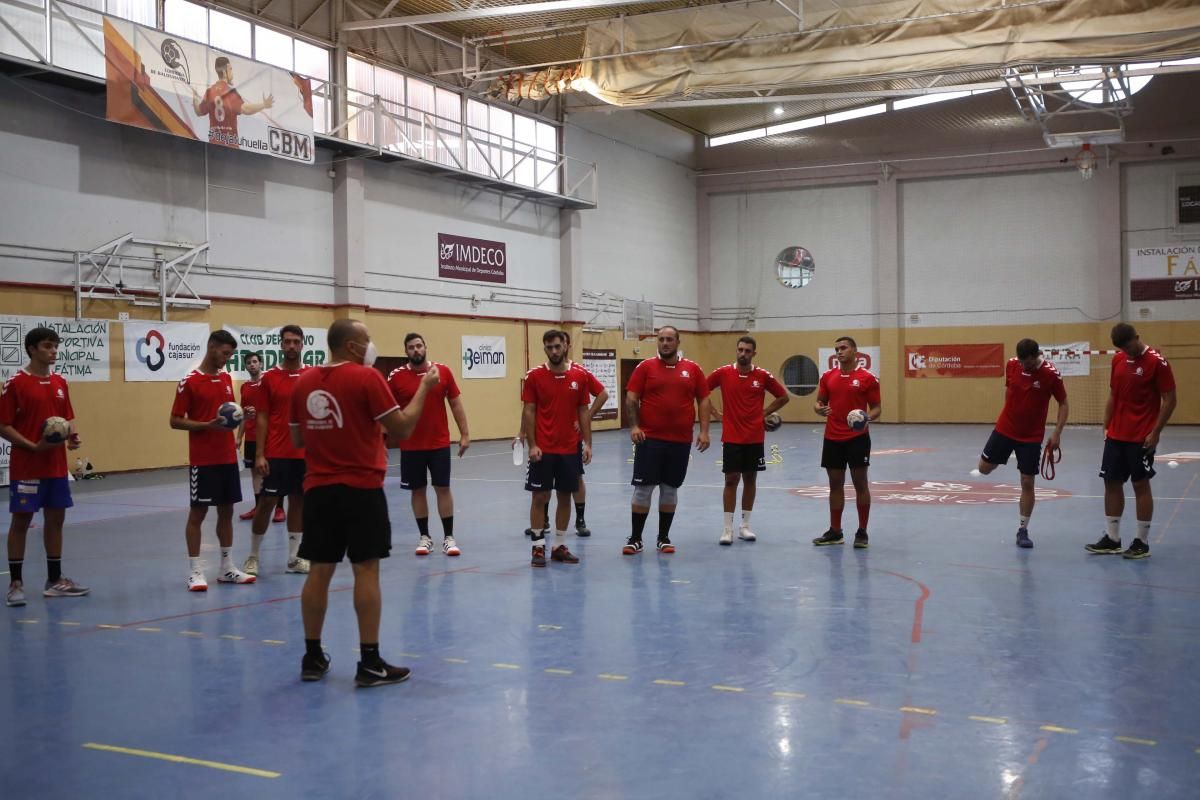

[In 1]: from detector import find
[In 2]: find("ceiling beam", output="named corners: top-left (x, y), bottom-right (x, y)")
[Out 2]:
top-left (342, 0), bottom-right (672, 32)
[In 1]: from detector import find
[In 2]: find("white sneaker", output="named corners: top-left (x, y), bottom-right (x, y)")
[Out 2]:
top-left (415, 535), bottom-right (433, 556)
top-left (286, 557), bottom-right (310, 574)
top-left (242, 555), bottom-right (260, 576)
top-left (217, 567), bottom-right (256, 584)
top-left (443, 536), bottom-right (461, 557)
top-left (738, 527), bottom-right (757, 542)
top-left (44, 576), bottom-right (90, 597)
top-left (187, 571), bottom-right (209, 592)
top-left (6, 581), bottom-right (26, 607)
top-left (719, 529), bottom-right (733, 546)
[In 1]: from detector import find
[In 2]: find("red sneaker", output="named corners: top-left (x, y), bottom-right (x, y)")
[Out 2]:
top-left (238, 508), bottom-right (255, 521)
top-left (551, 544), bottom-right (579, 564)
top-left (272, 506), bottom-right (286, 523)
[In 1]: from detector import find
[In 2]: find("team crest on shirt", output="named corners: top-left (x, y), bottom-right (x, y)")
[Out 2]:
top-left (752, 380), bottom-right (760, 388)
top-left (570, 381), bottom-right (578, 390)
top-left (852, 379), bottom-right (860, 387)
top-left (1136, 367), bottom-right (1144, 376)
top-left (306, 390), bottom-right (344, 430)
top-left (1033, 381), bottom-right (1041, 388)
top-left (56, 388), bottom-right (64, 399)
top-left (681, 370), bottom-right (690, 378)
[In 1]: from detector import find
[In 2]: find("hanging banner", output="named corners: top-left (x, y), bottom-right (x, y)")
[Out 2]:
top-left (905, 344), bottom-right (1004, 378)
top-left (581, 348), bottom-right (618, 420)
top-left (1040, 342), bottom-right (1091, 378)
top-left (0, 316), bottom-right (110, 383)
top-left (438, 233), bottom-right (507, 284)
top-left (221, 325), bottom-right (329, 378)
top-left (124, 321), bottom-right (209, 381)
top-left (460, 336), bottom-right (507, 379)
top-left (1128, 243), bottom-right (1200, 301)
top-left (103, 17), bottom-right (315, 164)
top-left (818, 346), bottom-right (881, 379)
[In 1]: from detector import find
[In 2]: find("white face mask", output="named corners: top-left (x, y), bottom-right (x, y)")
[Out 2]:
top-left (361, 340), bottom-right (378, 368)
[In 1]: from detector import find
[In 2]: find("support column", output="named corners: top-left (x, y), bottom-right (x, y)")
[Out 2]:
top-left (874, 174), bottom-right (903, 420)
top-left (560, 208), bottom-right (583, 322)
top-left (1094, 161), bottom-right (1123, 322)
top-left (697, 189), bottom-right (711, 331)
top-left (333, 159), bottom-right (366, 310)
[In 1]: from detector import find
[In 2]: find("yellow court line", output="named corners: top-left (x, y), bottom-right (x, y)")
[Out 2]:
top-left (712, 685), bottom-right (745, 693)
top-left (16, 619), bottom-right (38, 624)
top-left (1114, 736), bottom-right (1156, 746)
top-left (900, 706), bottom-right (938, 716)
top-left (544, 668), bottom-right (573, 675)
top-left (219, 634), bottom-right (244, 640)
top-left (969, 716), bottom-right (1008, 725)
top-left (1040, 725), bottom-right (1079, 734)
top-left (261, 640), bottom-right (285, 645)
top-left (444, 657), bottom-right (468, 664)
top-left (654, 680), bottom-right (686, 687)
top-left (772, 691), bottom-right (806, 700)
top-left (97, 624), bottom-right (122, 629)
top-left (180, 631), bottom-right (204, 637)
top-left (537, 625), bottom-right (562, 630)
top-left (57, 621), bottom-right (82, 627)
top-left (82, 743), bottom-right (280, 779)
top-left (835, 698), bottom-right (870, 707)
top-left (137, 627), bottom-right (162, 633)
top-left (492, 663), bottom-right (521, 670)
top-left (398, 652), bottom-right (422, 658)
top-left (598, 673), bottom-right (629, 681)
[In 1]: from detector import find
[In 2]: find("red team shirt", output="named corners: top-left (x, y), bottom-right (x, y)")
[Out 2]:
top-left (818, 367), bottom-right (881, 442)
top-left (387, 362), bottom-right (461, 451)
top-left (994, 359), bottom-right (1067, 443)
top-left (198, 80), bottom-right (243, 145)
top-left (290, 363), bottom-right (400, 491)
top-left (627, 357), bottom-right (709, 444)
top-left (170, 370), bottom-right (238, 466)
top-left (569, 363), bottom-right (606, 400)
top-left (0, 370), bottom-right (74, 480)
top-left (521, 365), bottom-right (589, 454)
top-left (1108, 347), bottom-right (1175, 443)
top-left (706, 364), bottom-right (786, 445)
top-left (259, 366), bottom-right (308, 459)
top-left (239, 379), bottom-right (263, 443)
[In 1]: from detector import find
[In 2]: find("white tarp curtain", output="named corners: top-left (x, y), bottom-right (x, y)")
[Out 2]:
top-left (579, 0), bottom-right (1200, 106)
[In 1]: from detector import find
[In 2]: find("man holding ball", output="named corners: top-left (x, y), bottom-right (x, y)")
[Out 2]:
top-left (812, 336), bottom-right (881, 549)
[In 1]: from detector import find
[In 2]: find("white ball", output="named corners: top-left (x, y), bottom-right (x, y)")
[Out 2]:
top-left (1167, 460), bottom-right (1179, 469)
top-left (42, 416), bottom-right (70, 443)
top-left (217, 402), bottom-right (244, 429)
top-left (846, 409), bottom-right (868, 431)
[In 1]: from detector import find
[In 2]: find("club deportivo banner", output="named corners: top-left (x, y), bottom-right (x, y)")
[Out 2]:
top-left (0, 316), bottom-right (110, 383)
top-left (103, 17), bottom-right (315, 164)
top-left (460, 336), bottom-right (506, 379)
top-left (905, 344), bottom-right (1005, 378)
top-left (222, 325), bottom-right (329, 379)
top-left (581, 348), bottom-right (617, 420)
top-left (124, 321), bottom-right (209, 381)
top-left (1128, 243), bottom-right (1200, 301)
top-left (817, 346), bottom-right (881, 379)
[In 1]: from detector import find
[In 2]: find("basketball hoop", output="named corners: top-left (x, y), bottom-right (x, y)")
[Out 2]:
top-left (1075, 143), bottom-right (1097, 180)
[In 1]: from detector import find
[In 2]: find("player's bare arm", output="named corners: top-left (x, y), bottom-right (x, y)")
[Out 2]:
top-left (577, 404), bottom-right (593, 465)
top-left (814, 391), bottom-right (831, 417)
top-left (242, 94), bottom-right (275, 115)
top-left (448, 395), bottom-right (471, 457)
top-left (1144, 389), bottom-right (1177, 451)
top-left (522, 402), bottom-right (541, 461)
top-left (696, 396), bottom-right (711, 452)
top-left (626, 391), bottom-right (644, 443)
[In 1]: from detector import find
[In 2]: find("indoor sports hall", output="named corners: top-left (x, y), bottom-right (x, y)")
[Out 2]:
top-left (1, 1), bottom-right (1199, 797)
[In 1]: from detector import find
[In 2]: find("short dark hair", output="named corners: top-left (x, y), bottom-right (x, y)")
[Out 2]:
top-left (657, 325), bottom-right (680, 338)
top-left (327, 318), bottom-right (362, 351)
top-left (836, 335), bottom-right (857, 349)
top-left (280, 324), bottom-right (304, 341)
top-left (737, 335), bottom-right (757, 350)
top-left (404, 332), bottom-right (424, 347)
top-left (215, 56), bottom-right (230, 71)
top-left (245, 352), bottom-right (262, 365)
top-left (562, 330), bottom-right (572, 345)
top-left (24, 326), bottom-right (59, 357)
top-left (1015, 338), bottom-right (1040, 360)
top-left (542, 328), bottom-right (566, 345)
top-left (208, 329), bottom-right (237, 348)
top-left (1111, 323), bottom-right (1137, 347)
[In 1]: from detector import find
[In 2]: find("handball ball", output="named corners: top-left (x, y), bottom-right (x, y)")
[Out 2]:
top-left (42, 416), bottom-right (70, 443)
top-left (846, 409), bottom-right (868, 431)
top-left (764, 413), bottom-right (783, 432)
top-left (217, 402), bottom-right (244, 429)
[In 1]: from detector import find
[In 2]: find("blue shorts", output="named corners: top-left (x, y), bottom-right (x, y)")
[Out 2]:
top-left (9, 477), bottom-right (73, 514)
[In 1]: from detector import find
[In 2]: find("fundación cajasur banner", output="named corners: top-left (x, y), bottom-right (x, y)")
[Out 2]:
top-left (103, 17), bottom-right (315, 164)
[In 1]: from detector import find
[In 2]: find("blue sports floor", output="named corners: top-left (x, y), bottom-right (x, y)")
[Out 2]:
top-left (3, 424), bottom-right (1200, 798)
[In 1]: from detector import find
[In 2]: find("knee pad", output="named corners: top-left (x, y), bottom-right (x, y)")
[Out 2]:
top-left (631, 485), bottom-right (655, 506)
top-left (659, 485), bottom-right (679, 505)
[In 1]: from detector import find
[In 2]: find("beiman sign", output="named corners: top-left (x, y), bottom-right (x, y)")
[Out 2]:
top-left (438, 233), bottom-right (507, 284)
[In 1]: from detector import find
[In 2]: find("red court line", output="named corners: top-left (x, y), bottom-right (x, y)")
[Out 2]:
top-left (1007, 736), bottom-right (1049, 800)
top-left (872, 569), bottom-right (931, 644)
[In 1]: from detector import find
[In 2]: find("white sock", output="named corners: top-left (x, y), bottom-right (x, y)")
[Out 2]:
top-left (220, 548), bottom-right (233, 571)
top-left (189, 556), bottom-right (202, 574)
top-left (741, 511), bottom-right (752, 529)
top-left (555, 529), bottom-right (567, 539)
top-left (1019, 515), bottom-right (1030, 529)
top-left (1105, 516), bottom-right (1121, 541)
top-left (1135, 519), bottom-right (1151, 543)
top-left (723, 512), bottom-right (734, 531)
top-left (250, 532), bottom-right (265, 557)
top-left (288, 533), bottom-right (301, 560)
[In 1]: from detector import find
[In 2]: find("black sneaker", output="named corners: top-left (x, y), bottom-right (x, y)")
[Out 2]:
top-left (355, 660), bottom-right (411, 688)
top-left (525, 527), bottom-right (534, 537)
top-left (657, 537), bottom-right (676, 554)
top-left (531, 544), bottom-right (547, 568)
top-left (1085, 534), bottom-right (1123, 554)
top-left (1122, 539), bottom-right (1151, 560)
top-left (812, 529), bottom-right (844, 546)
top-left (1016, 527), bottom-right (1033, 549)
top-left (301, 651), bottom-right (331, 682)
top-left (575, 520), bottom-right (591, 537)
top-left (853, 530), bottom-right (869, 549)
top-left (551, 544), bottom-right (580, 563)
top-left (622, 537), bottom-right (643, 555)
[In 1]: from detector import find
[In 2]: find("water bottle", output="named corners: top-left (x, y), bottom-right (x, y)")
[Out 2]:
top-left (512, 438), bottom-right (524, 466)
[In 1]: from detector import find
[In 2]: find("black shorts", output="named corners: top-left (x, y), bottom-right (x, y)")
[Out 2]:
top-left (525, 452), bottom-right (582, 494)
top-left (299, 485), bottom-right (391, 564)
top-left (1099, 439), bottom-right (1156, 483)
top-left (981, 429), bottom-right (1041, 476)
top-left (632, 438), bottom-right (691, 488)
top-left (262, 457), bottom-right (306, 496)
top-left (821, 434), bottom-right (871, 471)
top-left (242, 440), bottom-right (256, 469)
top-left (722, 442), bottom-right (766, 474)
top-left (190, 464), bottom-right (242, 508)
top-left (399, 447), bottom-right (451, 490)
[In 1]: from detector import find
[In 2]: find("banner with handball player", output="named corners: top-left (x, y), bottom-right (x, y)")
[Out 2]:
top-left (103, 17), bottom-right (315, 164)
